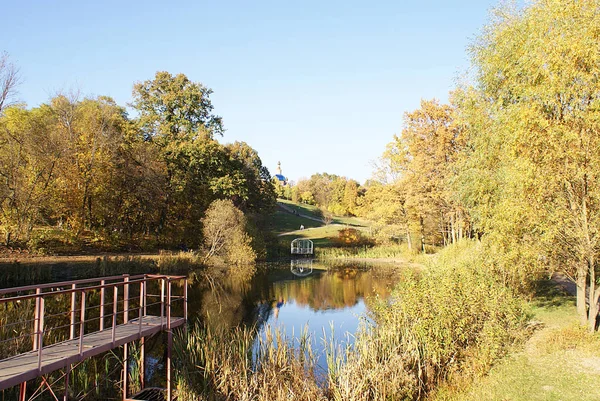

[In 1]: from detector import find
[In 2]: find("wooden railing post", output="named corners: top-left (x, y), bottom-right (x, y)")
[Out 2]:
top-left (123, 275), bottom-right (130, 324)
top-left (142, 275), bottom-right (147, 317)
top-left (100, 279), bottom-right (105, 331)
top-left (184, 278), bottom-right (188, 322)
top-left (37, 296), bottom-right (44, 372)
top-left (79, 290), bottom-right (86, 356)
top-left (139, 281), bottom-right (143, 336)
top-left (33, 288), bottom-right (41, 351)
top-left (70, 284), bottom-right (77, 340)
top-left (112, 286), bottom-right (118, 346)
top-left (160, 279), bottom-right (165, 327)
top-left (166, 279), bottom-right (172, 401)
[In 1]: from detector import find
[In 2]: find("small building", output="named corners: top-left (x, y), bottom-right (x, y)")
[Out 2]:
top-left (291, 238), bottom-right (313, 255)
top-left (273, 161), bottom-right (288, 186)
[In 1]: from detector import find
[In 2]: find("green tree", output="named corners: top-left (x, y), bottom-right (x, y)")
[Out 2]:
top-left (132, 71), bottom-right (223, 143)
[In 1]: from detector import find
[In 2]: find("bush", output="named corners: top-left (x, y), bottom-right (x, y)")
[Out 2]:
top-left (328, 240), bottom-right (530, 399)
top-left (202, 199), bottom-right (256, 266)
top-left (335, 228), bottom-right (372, 247)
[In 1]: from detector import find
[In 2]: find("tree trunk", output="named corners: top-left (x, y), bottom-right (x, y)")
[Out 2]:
top-left (406, 228), bottom-right (412, 251)
top-left (588, 255), bottom-right (599, 332)
top-left (451, 212), bottom-right (457, 244)
top-left (420, 215), bottom-right (426, 254)
top-left (577, 267), bottom-right (588, 326)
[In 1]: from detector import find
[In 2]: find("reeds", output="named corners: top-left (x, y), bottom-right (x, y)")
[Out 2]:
top-left (175, 241), bottom-right (530, 401)
top-left (174, 322), bottom-right (325, 401)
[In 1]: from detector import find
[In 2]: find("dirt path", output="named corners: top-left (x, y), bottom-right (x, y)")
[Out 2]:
top-left (552, 272), bottom-right (577, 296)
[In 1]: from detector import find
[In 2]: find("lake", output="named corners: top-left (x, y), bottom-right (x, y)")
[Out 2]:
top-left (0, 257), bottom-right (400, 397)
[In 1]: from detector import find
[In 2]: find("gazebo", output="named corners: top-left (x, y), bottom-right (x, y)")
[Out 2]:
top-left (291, 238), bottom-right (314, 255)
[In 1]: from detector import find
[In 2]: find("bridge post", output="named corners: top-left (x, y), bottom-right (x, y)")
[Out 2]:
top-left (100, 279), bottom-right (105, 331)
top-left (123, 275), bottom-right (130, 400)
top-left (140, 337), bottom-right (145, 391)
top-left (37, 297), bottom-right (45, 372)
top-left (123, 275), bottom-right (130, 324)
top-left (70, 284), bottom-right (77, 340)
top-left (123, 343), bottom-right (128, 400)
top-left (79, 290), bottom-right (86, 356)
top-left (166, 279), bottom-right (172, 401)
top-left (64, 364), bottom-right (70, 401)
top-left (19, 381), bottom-right (26, 401)
top-left (33, 288), bottom-right (41, 350)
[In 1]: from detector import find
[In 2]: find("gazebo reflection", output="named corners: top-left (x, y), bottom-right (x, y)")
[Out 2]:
top-left (290, 259), bottom-right (314, 277)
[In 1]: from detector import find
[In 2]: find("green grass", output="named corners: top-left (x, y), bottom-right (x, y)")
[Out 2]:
top-left (267, 209), bottom-right (323, 235)
top-left (271, 200), bottom-right (371, 247)
top-left (278, 225), bottom-right (344, 247)
top-left (432, 280), bottom-right (600, 401)
top-left (277, 199), bottom-right (370, 227)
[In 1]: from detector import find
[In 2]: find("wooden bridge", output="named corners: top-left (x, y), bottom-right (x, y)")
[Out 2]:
top-left (0, 273), bottom-right (188, 401)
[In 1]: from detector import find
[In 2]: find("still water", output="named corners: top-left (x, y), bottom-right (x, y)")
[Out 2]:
top-left (0, 257), bottom-right (399, 395)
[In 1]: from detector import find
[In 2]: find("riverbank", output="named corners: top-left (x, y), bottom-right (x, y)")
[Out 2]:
top-left (0, 252), bottom-right (161, 264)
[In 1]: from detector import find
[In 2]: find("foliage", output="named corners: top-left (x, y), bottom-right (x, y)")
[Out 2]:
top-left (334, 227), bottom-right (371, 247)
top-left (328, 241), bottom-right (529, 400)
top-left (294, 173), bottom-right (362, 216)
top-left (0, 71), bottom-right (275, 252)
top-left (462, 0), bottom-right (600, 330)
top-left (132, 71), bottom-right (223, 142)
top-left (202, 199), bottom-right (257, 269)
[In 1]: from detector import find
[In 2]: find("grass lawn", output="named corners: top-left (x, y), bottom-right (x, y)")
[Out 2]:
top-left (278, 224), bottom-right (345, 247)
top-left (277, 199), bottom-right (369, 227)
top-left (268, 209), bottom-right (322, 235)
top-left (271, 200), bottom-right (371, 247)
top-left (433, 281), bottom-right (600, 401)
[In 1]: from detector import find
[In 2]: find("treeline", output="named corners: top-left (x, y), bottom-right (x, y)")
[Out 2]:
top-left (275, 173), bottom-right (362, 217)
top-left (0, 71), bottom-right (276, 251)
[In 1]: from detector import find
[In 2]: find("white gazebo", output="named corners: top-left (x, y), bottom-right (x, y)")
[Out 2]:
top-left (291, 238), bottom-right (313, 255)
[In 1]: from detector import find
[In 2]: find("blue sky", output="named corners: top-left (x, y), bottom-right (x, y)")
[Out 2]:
top-left (4, 0), bottom-right (499, 183)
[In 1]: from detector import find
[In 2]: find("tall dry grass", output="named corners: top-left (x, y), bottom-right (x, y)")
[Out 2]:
top-left (175, 323), bottom-right (325, 401)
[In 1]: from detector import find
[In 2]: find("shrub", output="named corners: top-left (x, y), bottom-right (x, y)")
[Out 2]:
top-left (328, 240), bottom-right (530, 399)
top-left (335, 228), bottom-right (371, 247)
top-left (201, 199), bottom-right (256, 266)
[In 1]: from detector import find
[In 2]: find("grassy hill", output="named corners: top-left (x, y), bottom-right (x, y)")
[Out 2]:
top-left (269, 199), bottom-right (371, 248)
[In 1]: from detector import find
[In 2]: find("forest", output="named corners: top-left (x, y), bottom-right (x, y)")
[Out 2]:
top-left (0, 71), bottom-right (276, 254)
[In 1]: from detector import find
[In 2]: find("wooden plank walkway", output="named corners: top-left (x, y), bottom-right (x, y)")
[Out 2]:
top-left (0, 315), bottom-right (185, 391)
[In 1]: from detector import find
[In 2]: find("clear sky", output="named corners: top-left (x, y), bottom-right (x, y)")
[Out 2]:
top-left (3, 0), bottom-right (499, 183)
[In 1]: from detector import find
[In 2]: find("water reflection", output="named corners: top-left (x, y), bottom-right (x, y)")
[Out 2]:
top-left (191, 261), bottom-right (396, 371)
top-left (0, 258), bottom-right (399, 396)
top-left (290, 258), bottom-right (313, 277)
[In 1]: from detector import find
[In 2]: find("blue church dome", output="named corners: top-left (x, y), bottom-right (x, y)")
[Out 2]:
top-left (273, 161), bottom-right (288, 185)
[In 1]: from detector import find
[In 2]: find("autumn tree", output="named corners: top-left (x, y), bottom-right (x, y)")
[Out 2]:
top-left (0, 106), bottom-right (58, 244)
top-left (383, 99), bottom-right (467, 251)
top-left (202, 199), bottom-right (256, 267)
top-left (467, 0), bottom-right (600, 330)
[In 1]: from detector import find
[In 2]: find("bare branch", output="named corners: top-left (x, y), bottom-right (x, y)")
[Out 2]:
top-left (0, 52), bottom-right (22, 113)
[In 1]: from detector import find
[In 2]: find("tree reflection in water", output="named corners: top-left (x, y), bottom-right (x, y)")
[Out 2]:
top-left (0, 258), bottom-right (398, 398)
